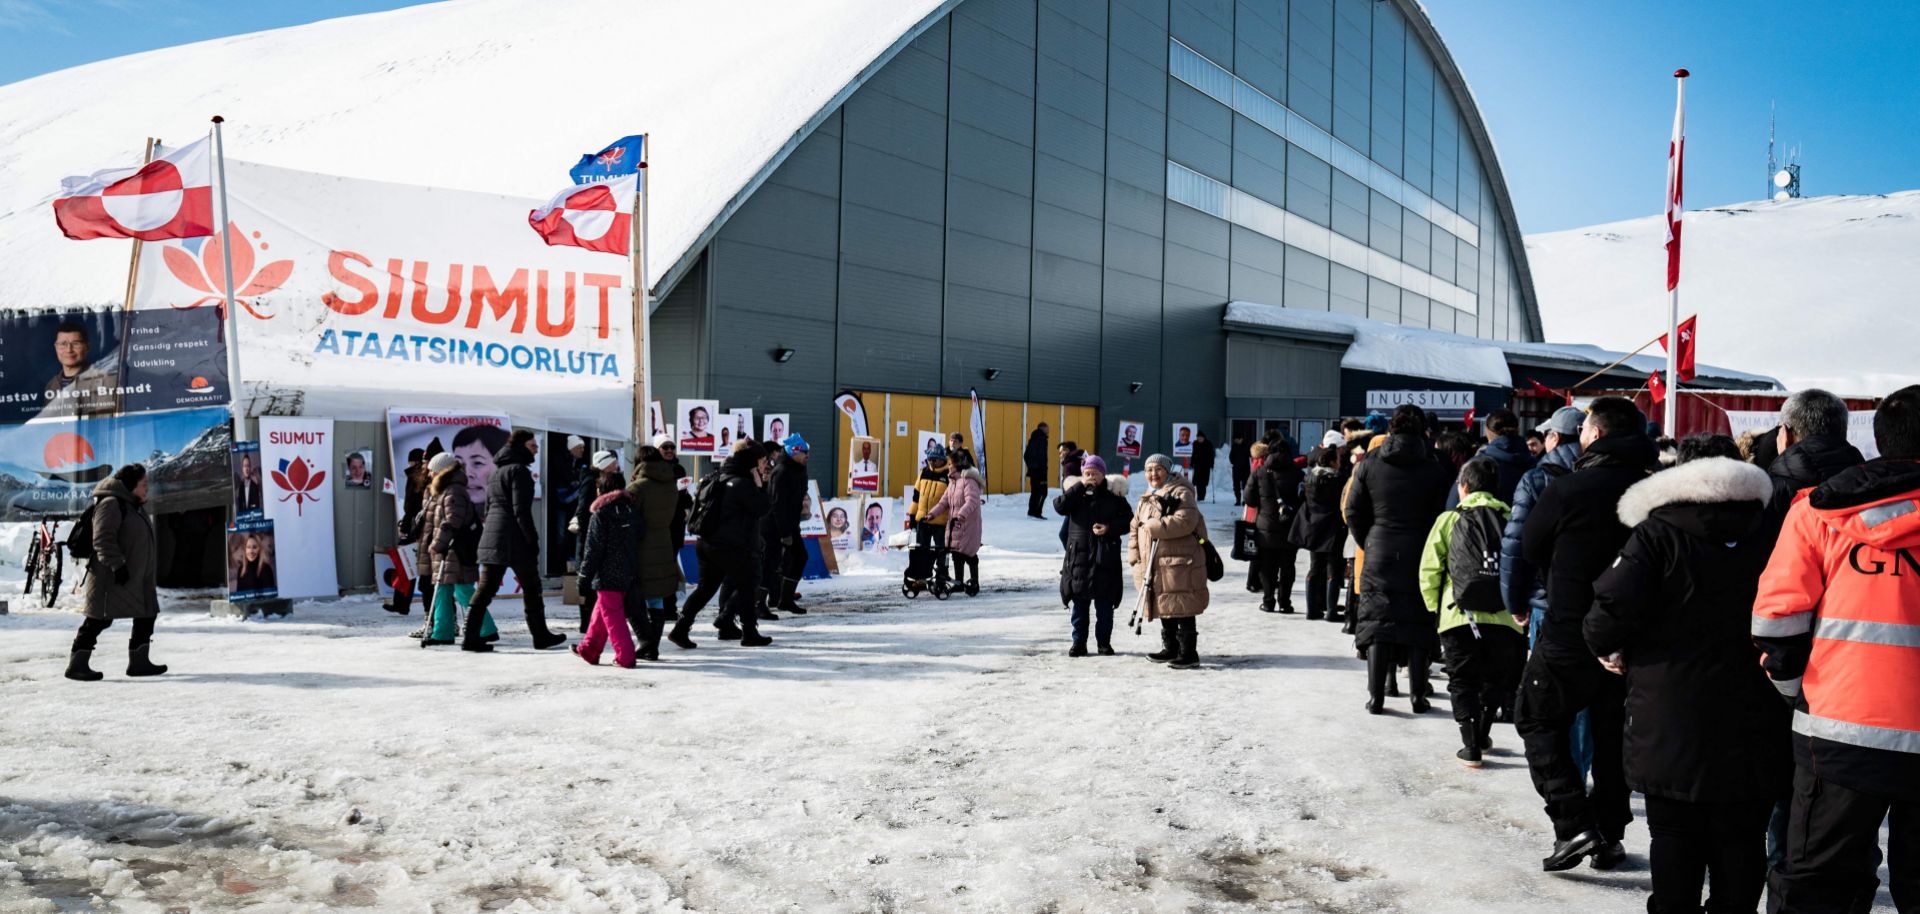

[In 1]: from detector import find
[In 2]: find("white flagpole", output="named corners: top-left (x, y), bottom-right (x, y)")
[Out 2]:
top-left (631, 136), bottom-right (651, 445)
top-left (211, 115), bottom-right (248, 441)
top-left (1664, 71), bottom-right (1687, 438)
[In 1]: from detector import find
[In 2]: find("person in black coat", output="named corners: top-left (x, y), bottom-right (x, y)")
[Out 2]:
top-left (1344, 405), bottom-right (1452, 713)
top-left (1476, 408), bottom-right (1537, 505)
top-left (572, 450), bottom-right (619, 633)
top-left (678, 441), bottom-right (774, 646)
top-left (387, 448), bottom-right (429, 616)
top-left (1054, 455), bottom-right (1132, 656)
top-left (1024, 423), bottom-right (1050, 519)
top-left (755, 440), bottom-right (812, 619)
top-left (1190, 431), bottom-right (1216, 501)
top-left (1245, 438), bottom-right (1305, 613)
top-left (1585, 437), bottom-right (1788, 914)
top-left (1758, 390), bottom-right (1864, 548)
top-left (1229, 435), bottom-right (1251, 506)
top-left (1289, 446), bottom-right (1348, 621)
top-left (1516, 396), bottom-right (1661, 871)
top-left (464, 429), bottom-right (565, 652)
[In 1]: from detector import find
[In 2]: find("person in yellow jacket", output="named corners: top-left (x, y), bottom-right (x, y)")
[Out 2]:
top-left (1419, 458), bottom-right (1524, 769)
top-left (909, 442), bottom-right (953, 579)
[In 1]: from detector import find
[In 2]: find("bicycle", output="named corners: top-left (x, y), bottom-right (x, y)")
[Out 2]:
top-left (21, 517), bottom-right (65, 609)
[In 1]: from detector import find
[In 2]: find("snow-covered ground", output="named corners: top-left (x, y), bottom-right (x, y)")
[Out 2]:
top-left (0, 493), bottom-right (1899, 913)
top-left (1527, 192), bottom-right (1920, 396)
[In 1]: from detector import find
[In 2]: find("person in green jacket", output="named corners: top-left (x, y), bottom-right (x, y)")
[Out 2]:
top-left (1420, 458), bottom-right (1525, 769)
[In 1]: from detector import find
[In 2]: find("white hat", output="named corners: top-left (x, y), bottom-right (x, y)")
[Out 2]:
top-left (591, 450), bottom-right (618, 471)
top-left (651, 434), bottom-right (673, 449)
top-left (566, 435), bottom-right (586, 449)
top-left (1321, 430), bottom-right (1347, 448)
top-left (427, 452), bottom-right (458, 474)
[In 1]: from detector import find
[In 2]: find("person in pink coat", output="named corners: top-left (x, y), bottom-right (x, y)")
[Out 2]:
top-left (927, 466), bottom-right (984, 596)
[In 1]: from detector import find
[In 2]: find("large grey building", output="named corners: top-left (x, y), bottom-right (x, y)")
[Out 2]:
top-left (650, 0), bottom-right (1541, 492)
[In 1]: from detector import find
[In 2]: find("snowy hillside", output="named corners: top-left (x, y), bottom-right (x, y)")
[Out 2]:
top-left (0, 0), bottom-right (946, 306)
top-left (1526, 193), bottom-right (1920, 396)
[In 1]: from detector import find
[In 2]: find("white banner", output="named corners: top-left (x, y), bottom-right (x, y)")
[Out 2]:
top-left (1366, 390), bottom-right (1475, 412)
top-left (1725, 410), bottom-right (1776, 440)
top-left (260, 416), bottom-right (340, 600)
top-left (133, 157), bottom-right (635, 438)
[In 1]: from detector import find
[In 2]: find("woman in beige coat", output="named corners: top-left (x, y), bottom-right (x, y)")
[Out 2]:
top-left (1129, 453), bottom-right (1210, 668)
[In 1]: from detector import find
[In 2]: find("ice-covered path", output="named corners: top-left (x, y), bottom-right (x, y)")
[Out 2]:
top-left (0, 496), bottom-right (1867, 913)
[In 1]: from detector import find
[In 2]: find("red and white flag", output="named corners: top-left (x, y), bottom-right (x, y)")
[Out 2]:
top-left (1648, 369), bottom-right (1668, 406)
top-left (528, 173), bottom-right (635, 255)
top-left (1659, 314), bottom-right (1698, 382)
top-left (1665, 70), bottom-right (1688, 292)
top-left (53, 136), bottom-right (216, 241)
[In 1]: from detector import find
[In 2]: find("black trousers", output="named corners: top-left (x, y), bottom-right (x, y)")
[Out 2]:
top-left (1192, 465), bottom-right (1211, 501)
top-left (1232, 467), bottom-right (1249, 504)
top-left (467, 560), bottom-right (553, 643)
top-left (1028, 475), bottom-right (1047, 517)
top-left (1642, 795), bottom-right (1771, 914)
top-left (916, 523), bottom-right (950, 577)
top-left (1305, 551), bottom-right (1343, 618)
top-left (72, 615), bottom-right (156, 652)
top-left (1440, 625), bottom-right (1524, 731)
top-left (1769, 762), bottom-right (1918, 914)
top-left (1256, 542), bottom-right (1297, 608)
top-left (759, 532), bottom-right (788, 603)
top-left (680, 543), bottom-right (761, 637)
top-left (624, 592), bottom-right (677, 656)
top-left (1515, 647), bottom-right (1632, 841)
top-left (1368, 642), bottom-right (1429, 704)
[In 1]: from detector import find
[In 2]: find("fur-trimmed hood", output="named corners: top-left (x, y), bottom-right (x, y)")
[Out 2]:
top-left (1617, 457), bottom-right (1773, 528)
top-left (949, 466), bottom-right (984, 486)
top-left (1063, 473), bottom-right (1129, 499)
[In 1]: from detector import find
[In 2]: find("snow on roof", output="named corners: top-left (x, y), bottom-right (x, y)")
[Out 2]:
top-left (1527, 192), bottom-right (1920, 397)
top-left (1223, 301), bottom-right (1780, 390)
top-left (0, 0), bottom-right (949, 308)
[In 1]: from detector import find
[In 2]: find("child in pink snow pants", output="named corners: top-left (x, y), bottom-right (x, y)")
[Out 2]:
top-left (572, 473), bottom-right (640, 669)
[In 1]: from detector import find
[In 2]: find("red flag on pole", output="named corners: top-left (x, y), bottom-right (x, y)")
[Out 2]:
top-left (1666, 72), bottom-right (1688, 291)
top-left (1648, 370), bottom-right (1668, 406)
top-left (1658, 315), bottom-right (1698, 382)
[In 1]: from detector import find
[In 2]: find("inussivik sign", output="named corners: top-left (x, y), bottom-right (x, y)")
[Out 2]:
top-left (131, 156), bottom-right (635, 439)
top-left (1365, 390), bottom-right (1476, 413)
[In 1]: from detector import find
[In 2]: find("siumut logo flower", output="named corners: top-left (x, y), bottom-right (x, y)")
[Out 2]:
top-left (161, 222), bottom-right (293, 320)
top-left (271, 456), bottom-right (326, 515)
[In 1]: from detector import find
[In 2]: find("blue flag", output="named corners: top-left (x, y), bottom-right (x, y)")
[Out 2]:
top-left (570, 135), bottom-right (645, 185)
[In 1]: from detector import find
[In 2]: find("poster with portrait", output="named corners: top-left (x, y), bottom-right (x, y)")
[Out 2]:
top-left (1171, 423), bottom-right (1197, 458)
top-left (858, 497), bottom-right (891, 553)
top-left (231, 440), bottom-right (265, 523)
top-left (226, 519), bottom-right (279, 602)
top-left (763, 413), bottom-right (791, 446)
top-left (822, 498), bottom-right (858, 554)
top-left (0, 307), bottom-right (230, 424)
top-left (1115, 420), bottom-right (1144, 460)
top-left (647, 400), bottom-right (666, 441)
top-left (799, 481), bottom-right (828, 536)
top-left (916, 430), bottom-right (943, 464)
top-left (342, 448), bottom-right (375, 489)
top-left (726, 408), bottom-right (754, 446)
top-left (846, 435), bottom-right (880, 493)
top-left (385, 409), bottom-right (512, 514)
top-left (677, 399), bottom-right (720, 457)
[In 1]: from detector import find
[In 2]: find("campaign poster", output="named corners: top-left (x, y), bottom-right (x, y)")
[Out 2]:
top-left (1116, 420), bottom-right (1144, 460)
top-left (231, 440), bottom-right (265, 523)
top-left (763, 413), bottom-right (791, 445)
top-left (343, 448), bottom-right (375, 489)
top-left (0, 406), bottom-right (231, 522)
top-left (915, 429), bottom-right (943, 463)
top-left (386, 409), bottom-right (511, 512)
top-left (859, 498), bottom-right (891, 553)
top-left (846, 435), bottom-right (880, 494)
top-left (0, 308), bottom-right (229, 424)
top-left (226, 519), bottom-right (279, 602)
top-left (716, 420), bottom-right (736, 455)
top-left (132, 156), bottom-right (633, 439)
top-left (375, 546), bottom-right (416, 599)
top-left (823, 498), bottom-right (858, 555)
top-left (1171, 423), bottom-right (1198, 458)
top-left (260, 416), bottom-right (339, 600)
top-left (677, 399), bottom-right (720, 457)
top-left (647, 400), bottom-right (666, 440)
top-left (799, 481), bottom-right (827, 536)
top-left (726, 408), bottom-right (754, 446)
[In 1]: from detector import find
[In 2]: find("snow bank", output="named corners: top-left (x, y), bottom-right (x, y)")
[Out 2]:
top-left (1527, 192), bottom-right (1920, 396)
top-left (0, 0), bottom-right (948, 306)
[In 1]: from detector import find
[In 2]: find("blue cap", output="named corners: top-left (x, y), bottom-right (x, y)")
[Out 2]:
top-left (781, 433), bottom-right (809, 454)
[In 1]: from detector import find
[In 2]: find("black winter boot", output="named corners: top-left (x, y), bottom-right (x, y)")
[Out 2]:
top-left (459, 600), bottom-right (494, 652)
top-left (668, 615), bottom-right (698, 649)
top-left (527, 607), bottom-right (568, 651)
top-left (1148, 620), bottom-right (1180, 663)
top-left (1168, 621), bottom-right (1199, 669)
top-left (64, 650), bottom-right (103, 682)
top-left (126, 642), bottom-right (168, 677)
top-left (1457, 723), bottom-right (1483, 767)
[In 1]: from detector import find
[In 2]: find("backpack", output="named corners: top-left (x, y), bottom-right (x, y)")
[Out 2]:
top-left (64, 496), bottom-right (110, 562)
top-left (687, 471), bottom-right (728, 539)
top-left (1447, 504), bottom-right (1507, 615)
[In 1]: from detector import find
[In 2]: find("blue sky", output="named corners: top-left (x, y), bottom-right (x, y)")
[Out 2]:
top-left (4, 1), bottom-right (1917, 233)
